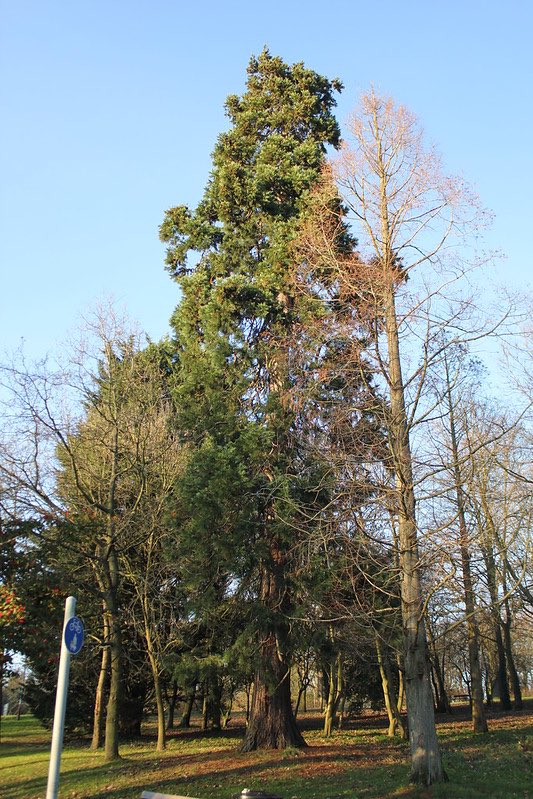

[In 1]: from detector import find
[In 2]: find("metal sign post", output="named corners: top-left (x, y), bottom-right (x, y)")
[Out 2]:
top-left (46, 596), bottom-right (84, 799)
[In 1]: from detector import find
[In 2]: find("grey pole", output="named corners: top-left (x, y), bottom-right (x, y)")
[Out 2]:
top-left (46, 595), bottom-right (76, 799)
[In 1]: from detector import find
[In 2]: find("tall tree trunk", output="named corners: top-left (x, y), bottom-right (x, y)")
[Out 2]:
top-left (241, 538), bottom-right (306, 751)
top-left (91, 617), bottom-right (110, 750)
top-left (103, 546), bottom-right (122, 762)
top-left (148, 650), bottom-right (166, 750)
top-left (383, 269), bottom-right (446, 783)
top-left (481, 544), bottom-right (512, 710)
top-left (444, 356), bottom-right (487, 733)
top-left (104, 607), bottom-right (121, 761)
top-left (142, 594), bottom-right (166, 750)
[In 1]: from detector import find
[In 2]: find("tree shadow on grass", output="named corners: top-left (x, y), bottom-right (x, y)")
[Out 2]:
top-left (1, 744), bottom-right (407, 799)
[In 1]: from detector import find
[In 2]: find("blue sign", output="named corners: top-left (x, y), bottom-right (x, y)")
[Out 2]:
top-left (64, 616), bottom-right (84, 655)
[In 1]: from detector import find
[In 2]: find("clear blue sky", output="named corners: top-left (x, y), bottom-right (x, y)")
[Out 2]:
top-left (1, 0), bottom-right (531, 359)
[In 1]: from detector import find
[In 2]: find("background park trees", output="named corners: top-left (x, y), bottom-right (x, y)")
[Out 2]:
top-left (0, 52), bottom-right (531, 790)
top-left (0, 312), bottom-right (185, 758)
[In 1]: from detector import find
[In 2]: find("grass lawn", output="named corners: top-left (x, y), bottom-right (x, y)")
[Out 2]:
top-left (0, 705), bottom-right (532, 799)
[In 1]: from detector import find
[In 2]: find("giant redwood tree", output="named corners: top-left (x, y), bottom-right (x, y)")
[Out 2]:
top-left (160, 49), bottom-right (344, 750)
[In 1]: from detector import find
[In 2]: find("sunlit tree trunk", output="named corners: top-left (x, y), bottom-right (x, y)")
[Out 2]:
top-left (323, 647), bottom-right (343, 738)
top-left (381, 202), bottom-right (446, 785)
top-left (91, 616), bottom-right (110, 750)
top-left (376, 634), bottom-right (407, 738)
top-left (383, 270), bottom-right (446, 783)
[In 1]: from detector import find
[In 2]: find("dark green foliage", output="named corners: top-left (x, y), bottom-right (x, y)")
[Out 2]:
top-left (161, 50), bottom-right (349, 749)
top-left (161, 45), bottom-right (346, 590)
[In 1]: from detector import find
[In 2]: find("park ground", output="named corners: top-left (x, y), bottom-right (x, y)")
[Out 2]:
top-left (1, 704), bottom-right (532, 799)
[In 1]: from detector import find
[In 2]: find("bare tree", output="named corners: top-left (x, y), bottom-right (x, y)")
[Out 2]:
top-left (464, 404), bottom-right (532, 709)
top-left (294, 88), bottom-right (503, 783)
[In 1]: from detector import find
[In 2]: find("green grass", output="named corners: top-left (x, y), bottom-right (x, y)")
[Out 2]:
top-left (1, 709), bottom-right (532, 799)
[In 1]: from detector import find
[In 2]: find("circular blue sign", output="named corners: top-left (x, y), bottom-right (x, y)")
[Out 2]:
top-left (64, 616), bottom-right (84, 655)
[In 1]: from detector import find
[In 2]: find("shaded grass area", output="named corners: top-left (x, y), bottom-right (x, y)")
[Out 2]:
top-left (1, 706), bottom-right (532, 799)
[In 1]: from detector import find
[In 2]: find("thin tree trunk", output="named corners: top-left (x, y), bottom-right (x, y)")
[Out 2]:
top-left (104, 606), bottom-right (121, 761)
top-left (166, 680), bottom-right (178, 730)
top-left (148, 650), bottom-right (166, 750)
top-left (244, 682), bottom-right (251, 725)
top-left (502, 602), bottom-right (523, 709)
top-left (482, 544), bottom-right (512, 710)
top-left (201, 684), bottom-right (209, 731)
top-left (294, 684), bottom-right (305, 718)
top-left (323, 648), bottom-right (344, 737)
top-left (337, 696), bottom-right (346, 730)
top-left (294, 662), bottom-right (310, 718)
top-left (323, 661), bottom-right (336, 738)
top-left (210, 675), bottom-right (222, 731)
top-left (376, 634), bottom-right (407, 738)
top-left (426, 623), bottom-right (452, 715)
top-left (484, 660), bottom-right (493, 707)
top-left (142, 585), bottom-right (166, 750)
top-left (432, 657), bottom-right (452, 715)
top-left (91, 617), bottom-right (110, 750)
top-left (103, 415), bottom-right (122, 762)
top-left (397, 655), bottom-right (405, 714)
top-left (222, 687), bottom-right (233, 728)
top-left (444, 355), bottom-right (487, 733)
top-left (103, 545), bottom-right (122, 762)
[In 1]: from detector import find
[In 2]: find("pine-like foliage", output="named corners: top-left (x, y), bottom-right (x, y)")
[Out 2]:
top-left (161, 49), bottom-right (345, 749)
